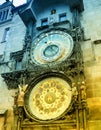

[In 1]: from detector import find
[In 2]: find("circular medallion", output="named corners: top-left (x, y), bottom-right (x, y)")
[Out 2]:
top-left (31, 30), bottom-right (74, 65)
top-left (25, 77), bottom-right (72, 121)
top-left (43, 44), bottom-right (59, 58)
top-left (44, 92), bottom-right (56, 104)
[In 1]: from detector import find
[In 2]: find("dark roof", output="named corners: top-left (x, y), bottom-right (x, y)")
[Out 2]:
top-left (12, 3), bottom-right (29, 13)
top-left (0, 1), bottom-right (15, 9)
top-left (0, 0), bottom-right (29, 14)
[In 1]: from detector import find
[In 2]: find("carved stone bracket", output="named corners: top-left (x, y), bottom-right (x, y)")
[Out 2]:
top-left (1, 69), bottom-right (30, 89)
top-left (10, 50), bottom-right (24, 60)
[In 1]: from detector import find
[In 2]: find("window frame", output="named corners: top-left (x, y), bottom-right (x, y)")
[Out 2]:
top-left (59, 13), bottom-right (67, 22)
top-left (41, 18), bottom-right (48, 27)
top-left (15, 59), bottom-right (22, 70)
top-left (0, 6), bottom-right (12, 23)
top-left (2, 27), bottom-right (10, 43)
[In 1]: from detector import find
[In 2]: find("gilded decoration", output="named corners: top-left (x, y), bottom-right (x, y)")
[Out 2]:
top-left (28, 77), bottom-right (72, 121)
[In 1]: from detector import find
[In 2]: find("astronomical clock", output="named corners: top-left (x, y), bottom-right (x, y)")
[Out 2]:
top-left (23, 28), bottom-right (83, 125)
top-left (23, 29), bottom-right (74, 122)
top-left (0, 0), bottom-right (87, 129)
top-left (30, 30), bottom-right (74, 65)
top-left (24, 72), bottom-right (72, 122)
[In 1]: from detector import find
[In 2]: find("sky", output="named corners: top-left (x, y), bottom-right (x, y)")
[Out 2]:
top-left (0, 0), bottom-right (26, 6)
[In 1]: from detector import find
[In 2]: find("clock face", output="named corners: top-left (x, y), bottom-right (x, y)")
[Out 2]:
top-left (25, 77), bottom-right (72, 121)
top-left (31, 30), bottom-right (74, 65)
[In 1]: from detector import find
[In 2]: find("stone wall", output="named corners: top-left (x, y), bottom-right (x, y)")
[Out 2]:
top-left (0, 12), bottom-right (26, 130)
top-left (80, 0), bottom-right (101, 129)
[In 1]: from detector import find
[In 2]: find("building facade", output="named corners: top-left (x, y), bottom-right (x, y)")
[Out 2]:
top-left (0, 0), bottom-right (101, 130)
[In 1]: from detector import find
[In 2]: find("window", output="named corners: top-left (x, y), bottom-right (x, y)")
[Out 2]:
top-left (0, 12), bottom-right (2, 20)
top-left (41, 18), bottom-right (48, 26)
top-left (2, 27), bottom-right (10, 42)
top-left (59, 13), bottom-right (67, 22)
top-left (10, 51), bottom-right (23, 71)
top-left (0, 9), bottom-right (9, 22)
top-left (15, 59), bottom-right (22, 70)
top-left (4, 10), bottom-right (9, 20)
top-left (0, 55), bottom-right (4, 63)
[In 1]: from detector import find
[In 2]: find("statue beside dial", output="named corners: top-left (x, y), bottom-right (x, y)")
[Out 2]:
top-left (31, 30), bottom-right (74, 65)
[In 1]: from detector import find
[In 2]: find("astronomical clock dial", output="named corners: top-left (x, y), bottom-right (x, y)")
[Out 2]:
top-left (31, 30), bottom-right (74, 65)
top-left (24, 77), bottom-right (72, 122)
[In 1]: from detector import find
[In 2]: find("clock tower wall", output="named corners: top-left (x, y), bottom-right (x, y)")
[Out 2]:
top-left (80, 0), bottom-right (101, 129)
top-left (35, 4), bottom-right (72, 30)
